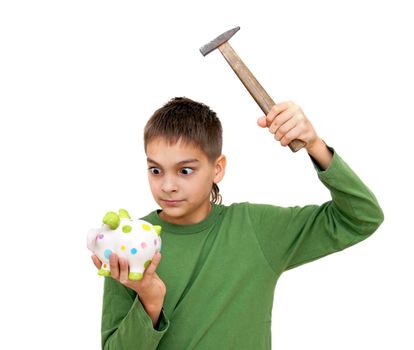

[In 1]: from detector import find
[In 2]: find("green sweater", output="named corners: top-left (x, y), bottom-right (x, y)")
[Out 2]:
top-left (101, 149), bottom-right (384, 349)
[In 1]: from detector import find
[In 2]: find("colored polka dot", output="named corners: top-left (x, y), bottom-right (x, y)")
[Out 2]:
top-left (104, 249), bottom-right (112, 259)
top-left (142, 223), bottom-right (151, 231)
top-left (131, 248), bottom-right (137, 255)
top-left (154, 239), bottom-right (157, 246)
top-left (121, 245), bottom-right (126, 251)
top-left (141, 242), bottom-right (147, 249)
top-left (144, 260), bottom-right (152, 269)
top-left (103, 263), bottom-right (107, 268)
top-left (122, 225), bottom-right (132, 233)
top-left (98, 234), bottom-right (104, 239)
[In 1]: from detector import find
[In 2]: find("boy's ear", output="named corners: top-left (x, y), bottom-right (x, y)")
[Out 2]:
top-left (213, 155), bottom-right (226, 184)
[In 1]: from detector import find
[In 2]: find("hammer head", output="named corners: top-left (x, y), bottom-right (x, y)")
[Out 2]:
top-left (200, 26), bottom-right (240, 56)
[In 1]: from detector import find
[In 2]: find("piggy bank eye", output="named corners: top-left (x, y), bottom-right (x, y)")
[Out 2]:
top-left (149, 167), bottom-right (161, 175)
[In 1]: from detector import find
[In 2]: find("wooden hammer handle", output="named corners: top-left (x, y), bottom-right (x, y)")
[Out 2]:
top-left (218, 42), bottom-right (306, 152)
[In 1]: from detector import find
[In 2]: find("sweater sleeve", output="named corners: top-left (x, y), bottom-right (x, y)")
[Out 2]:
top-left (248, 147), bottom-right (384, 274)
top-left (101, 277), bottom-right (169, 349)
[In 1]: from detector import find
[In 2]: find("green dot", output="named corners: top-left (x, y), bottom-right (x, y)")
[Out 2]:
top-left (122, 225), bottom-right (132, 233)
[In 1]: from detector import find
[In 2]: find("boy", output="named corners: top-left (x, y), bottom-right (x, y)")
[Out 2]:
top-left (92, 97), bottom-right (384, 349)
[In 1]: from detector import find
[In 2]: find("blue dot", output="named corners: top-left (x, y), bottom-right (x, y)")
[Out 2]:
top-left (131, 248), bottom-right (137, 255)
top-left (104, 249), bottom-right (112, 259)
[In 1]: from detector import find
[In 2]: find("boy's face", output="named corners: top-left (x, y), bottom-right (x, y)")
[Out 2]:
top-left (146, 137), bottom-right (226, 225)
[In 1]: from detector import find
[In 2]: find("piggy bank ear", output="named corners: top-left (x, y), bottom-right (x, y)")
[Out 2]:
top-left (119, 209), bottom-right (131, 219)
top-left (103, 211), bottom-right (120, 230)
top-left (153, 225), bottom-right (162, 235)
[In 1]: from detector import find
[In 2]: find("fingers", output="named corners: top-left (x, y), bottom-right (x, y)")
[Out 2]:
top-left (108, 253), bottom-right (131, 286)
top-left (91, 255), bottom-right (102, 269)
top-left (118, 257), bottom-right (129, 284)
top-left (269, 108), bottom-right (297, 134)
top-left (259, 101), bottom-right (312, 147)
top-left (273, 116), bottom-right (297, 141)
top-left (109, 253), bottom-right (130, 284)
top-left (144, 252), bottom-right (162, 277)
top-left (257, 116), bottom-right (267, 128)
top-left (280, 125), bottom-right (303, 147)
top-left (109, 253), bottom-right (120, 279)
top-left (108, 252), bottom-right (162, 285)
top-left (266, 101), bottom-right (294, 126)
top-left (257, 102), bottom-right (295, 129)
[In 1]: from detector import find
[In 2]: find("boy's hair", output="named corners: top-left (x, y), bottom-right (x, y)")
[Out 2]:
top-left (144, 97), bottom-right (223, 204)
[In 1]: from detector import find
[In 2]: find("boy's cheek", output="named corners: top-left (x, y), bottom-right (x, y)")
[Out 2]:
top-left (148, 183), bottom-right (159, 196)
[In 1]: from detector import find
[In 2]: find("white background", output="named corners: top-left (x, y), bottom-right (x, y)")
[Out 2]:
top-left (1, 1), bottom-right (413, 349)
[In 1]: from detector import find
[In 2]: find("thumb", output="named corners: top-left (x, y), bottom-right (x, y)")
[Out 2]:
top-left (91, 255), bottom-right (102, 269)
top-left (257, 116), bottom-right (267, 128)
top-left (144, 251), bottom-right (161, 277)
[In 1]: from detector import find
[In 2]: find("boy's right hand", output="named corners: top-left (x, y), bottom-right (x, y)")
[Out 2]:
top-left (91, 252), bottom-right (166, 324)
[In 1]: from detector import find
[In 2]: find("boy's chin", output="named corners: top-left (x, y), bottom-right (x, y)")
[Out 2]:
top-left (158, 207), bottom-right (188, 224)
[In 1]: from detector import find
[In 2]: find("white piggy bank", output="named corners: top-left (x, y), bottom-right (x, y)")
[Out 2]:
top-left (87, 209), bottom-right (162, 280)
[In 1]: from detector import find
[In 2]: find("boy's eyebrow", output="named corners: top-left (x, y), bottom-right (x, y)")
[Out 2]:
top-left (146, 157), bottom-right (200, 166)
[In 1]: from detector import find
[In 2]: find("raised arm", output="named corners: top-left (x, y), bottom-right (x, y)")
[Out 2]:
top-left (253, 102), bottom-right (383, 273)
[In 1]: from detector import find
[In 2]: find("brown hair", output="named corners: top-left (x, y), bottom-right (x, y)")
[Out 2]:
top-left (144, 97), bottom-right (223, 204)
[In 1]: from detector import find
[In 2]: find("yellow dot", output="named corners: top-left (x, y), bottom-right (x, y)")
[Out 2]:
top-left (142, 223), bottom-right (151, 231)
top-left (121, 245), bottom-right (126, 251)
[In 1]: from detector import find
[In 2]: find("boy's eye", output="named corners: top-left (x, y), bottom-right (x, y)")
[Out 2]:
top-left (149, 167), bottom-right (161, 175)
top-left (180, 167), bottom-right (194, 175)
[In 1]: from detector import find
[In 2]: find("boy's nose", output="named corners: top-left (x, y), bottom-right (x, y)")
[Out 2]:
top-left (161, 176), bottom-right (178, 193)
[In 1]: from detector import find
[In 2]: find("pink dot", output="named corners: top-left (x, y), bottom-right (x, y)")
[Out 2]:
top-left (141, 242), bottom-right (147, 249)
top-left (98, 234), bottom-right (104, 239)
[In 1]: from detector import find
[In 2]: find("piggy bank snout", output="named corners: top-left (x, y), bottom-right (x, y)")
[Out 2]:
top-left (87, 228), bottom-right (102, 252)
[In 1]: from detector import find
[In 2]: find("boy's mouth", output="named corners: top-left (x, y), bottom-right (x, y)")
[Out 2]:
top-left (161, 199), bottom-right (184, 206)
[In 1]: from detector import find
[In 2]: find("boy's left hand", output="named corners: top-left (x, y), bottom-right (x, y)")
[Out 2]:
top-left (257, 101), bottom-right (319, 151)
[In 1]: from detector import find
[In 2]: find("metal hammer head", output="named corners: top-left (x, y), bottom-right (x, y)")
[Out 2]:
top-left (200, 26), bottom-right (240, 56)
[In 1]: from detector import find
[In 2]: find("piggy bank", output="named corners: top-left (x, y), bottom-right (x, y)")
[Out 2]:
top-left (87, 208), bottom-right (162, 280)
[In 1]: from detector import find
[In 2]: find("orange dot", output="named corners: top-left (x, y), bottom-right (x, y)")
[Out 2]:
top-left (103, 263), bottom-right (107, 268)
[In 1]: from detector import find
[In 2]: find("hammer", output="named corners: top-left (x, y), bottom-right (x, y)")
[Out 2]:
top-left (200, 26), bottom-right (306, 152)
